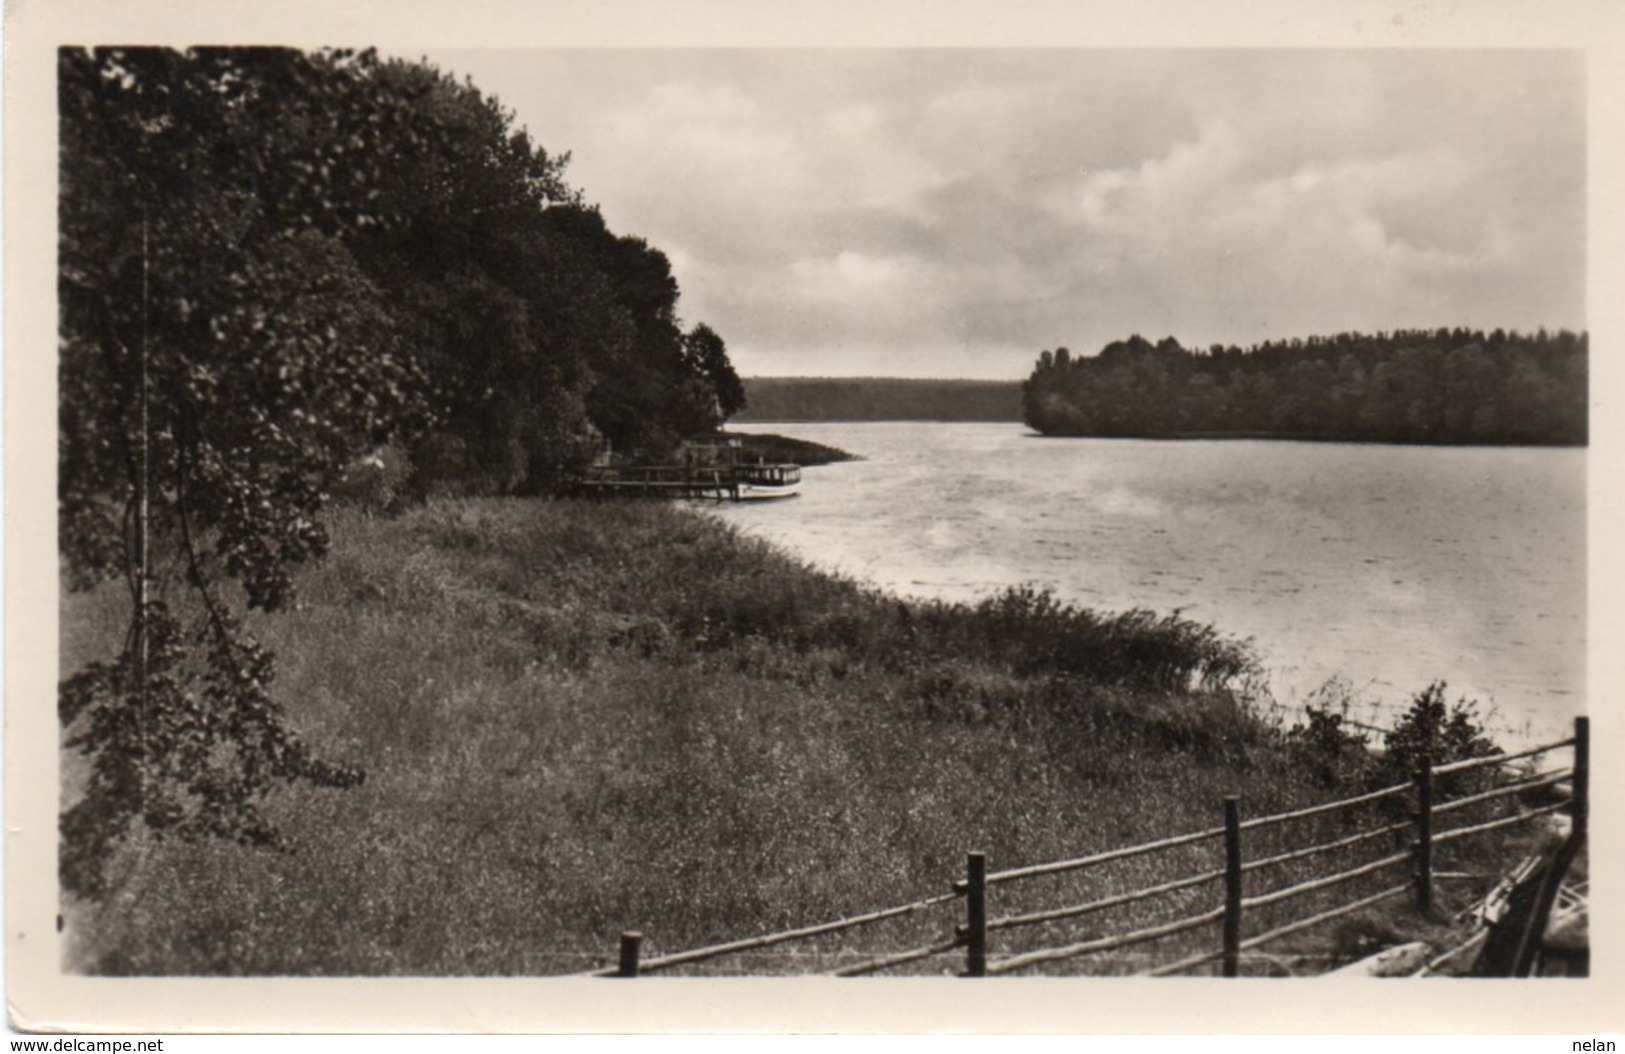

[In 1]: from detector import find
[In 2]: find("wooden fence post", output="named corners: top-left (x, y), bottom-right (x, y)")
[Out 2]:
top-left (1222, 796), bottom-right (1242, 977)
top-left (1508, 715), bottom-right (1590, 976)
top-left (964, 852), bottom-right (987, 977)
top-left (1414, 751), bottom-right (1433, 916)
top-left (616, 931), bottom-right (643, 977)
top-left (1572, 715), bottom-right (1589, 843)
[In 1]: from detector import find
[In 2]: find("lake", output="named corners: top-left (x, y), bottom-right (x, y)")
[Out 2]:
top-left (711, 421), bottom-right (1586, 745)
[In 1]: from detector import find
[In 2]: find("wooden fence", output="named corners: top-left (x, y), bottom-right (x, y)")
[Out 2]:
top-left (593, 716), bottom-right (1587, 978)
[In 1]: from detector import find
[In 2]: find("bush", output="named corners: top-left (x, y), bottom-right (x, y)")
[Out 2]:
top-left (1377, 681), bottom-right (1500, 794)
top-left (1284, 679), bottom-right (1502, 804)
top-left (1288, 705), bottom-right (1371, 789)
top-left (953, 585), bottom-right (1258, 692)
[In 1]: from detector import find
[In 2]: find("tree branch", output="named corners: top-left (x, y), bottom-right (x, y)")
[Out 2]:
top-left (173, 428), bottom-right (235, 645)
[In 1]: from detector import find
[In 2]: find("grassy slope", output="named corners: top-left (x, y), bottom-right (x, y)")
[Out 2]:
top-left (62, 499), bottom-right (1526, 975)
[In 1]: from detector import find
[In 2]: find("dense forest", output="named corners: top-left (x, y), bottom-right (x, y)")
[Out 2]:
top-left (735, 377), bottom-right (1022, 422)
top-left (1023, 329), bottom-right (1587, 445)
top-left (57, 47), bottom-right (743, 895)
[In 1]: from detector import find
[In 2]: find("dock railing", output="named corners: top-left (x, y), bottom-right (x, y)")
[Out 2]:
top-left (592, 716), bottom-right (1585, 977)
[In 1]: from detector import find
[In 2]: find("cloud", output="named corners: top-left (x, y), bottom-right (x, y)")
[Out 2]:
top-left (1021, 96), bottom-right (1577, 347)
top-left (791, 250), bottom-right (918, 300)
top-left (423, 48), bottom-right (1585, 378)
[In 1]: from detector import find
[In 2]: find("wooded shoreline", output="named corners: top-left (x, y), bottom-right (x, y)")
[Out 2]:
top-left (1024, 329), bottom-right (1588, 446)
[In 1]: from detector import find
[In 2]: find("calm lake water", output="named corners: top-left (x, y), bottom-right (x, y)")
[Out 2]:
top-left (712, 421), bottom-right (1586, 744)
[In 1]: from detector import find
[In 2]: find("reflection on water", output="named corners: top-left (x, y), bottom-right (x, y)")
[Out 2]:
top-left (711, 422), bottom-right (1586, 743)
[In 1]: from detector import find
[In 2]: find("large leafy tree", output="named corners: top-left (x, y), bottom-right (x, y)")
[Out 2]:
top-left (58, 47), bottom-right (429, 898)
top-left (344, 61), bottom-right (746, 488)
top-left (59, 46), bottom-right (749, 897)
top-left (345, 60), bottom-right (593, 495)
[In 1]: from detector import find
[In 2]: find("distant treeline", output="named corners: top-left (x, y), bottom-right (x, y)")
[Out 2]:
top-left (735, 377), bottom-right (1024, 422)
top-left (1024, 329), bottom-right (1587, 445)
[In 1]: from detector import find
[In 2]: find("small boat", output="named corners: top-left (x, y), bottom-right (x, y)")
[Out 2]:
top-left (732, 462), bottom-right (801, 500)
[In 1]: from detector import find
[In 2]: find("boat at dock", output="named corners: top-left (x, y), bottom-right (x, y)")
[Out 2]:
top-left (732, 462), bottom-right (802, 500)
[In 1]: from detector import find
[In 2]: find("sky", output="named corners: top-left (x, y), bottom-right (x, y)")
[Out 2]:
top-left (420, 48), bottom-right (1585, 379)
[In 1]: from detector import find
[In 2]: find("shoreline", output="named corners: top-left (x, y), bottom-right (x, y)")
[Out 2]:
top-left (59, 494), bottom-right (1536, 976)
top-left (708, 419), bottom-right (1581, 749)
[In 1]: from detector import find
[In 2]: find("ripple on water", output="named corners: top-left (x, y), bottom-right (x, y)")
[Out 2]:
top-left (715, 423), bottom-right (1587, 743)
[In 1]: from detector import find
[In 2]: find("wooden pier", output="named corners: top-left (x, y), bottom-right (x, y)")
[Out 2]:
top-left (576, 463), bottom-right (800, 502)
top-left (578, 466), bottom-right (740, 501)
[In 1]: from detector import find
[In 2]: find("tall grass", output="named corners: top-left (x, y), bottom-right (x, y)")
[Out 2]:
top-left (60, 498), bottom-right (1531, 976)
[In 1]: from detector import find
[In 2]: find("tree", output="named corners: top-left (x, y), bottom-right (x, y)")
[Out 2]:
top-left (58, 47), bottom-right (429, 898)
top-left (60, 47), bottom-right (750, 899)
top-left (339, 59), bottom-right (593, 497)
top-left (684, 323), bottom-right (747, 424)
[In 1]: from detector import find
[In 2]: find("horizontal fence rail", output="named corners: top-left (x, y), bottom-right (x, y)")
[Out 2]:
top-left (1430, 802), bottom-right (1569, 849)
top-left (1240, 850), bottom-right (1413, 912)
top-left (1234, 883), bottom-right (1413, 957)
top-left (986, 906), bottom-right (1227, 975)
top-left (1432, 769), bottom-right (1571, 816)
top-left (1240, 820), bottom-right (1412, 874)
top-left (1430, 738), bottom-right (1575, 777)
top-left (971, 825), bottom-right (1226, 889)
top-left (985, 868), bottom-right (1226, 933)
top-left (1235, 780), bottom-right (1412, 833)
top-left (595, 717), bottom-right (1585, 978)
top-left (593, 891), bottom-right (960, 977)
top-left (832, 937), bottom-right (962, 978)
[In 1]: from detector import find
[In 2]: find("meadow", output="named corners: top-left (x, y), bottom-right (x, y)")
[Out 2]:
top-left (60, 498), bottom-right (1534, 975)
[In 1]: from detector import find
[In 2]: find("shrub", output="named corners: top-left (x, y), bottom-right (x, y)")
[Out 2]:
top-left (956, 586), bottom-right (1258, 693)
top-left (1377, 681), bottom-right (1500, 794)
top-left (1287, 705), bottom-right (1371, 789)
